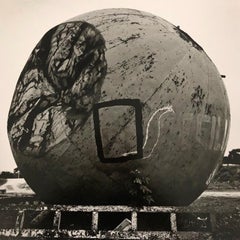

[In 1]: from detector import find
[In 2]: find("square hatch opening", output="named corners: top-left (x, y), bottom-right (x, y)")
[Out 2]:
top-left (93, 99), bottom-right (143, 163)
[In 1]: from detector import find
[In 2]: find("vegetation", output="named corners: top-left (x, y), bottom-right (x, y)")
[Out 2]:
top-left (208, 148), bottom-right (240, 190)
top-left (0, 168), bottom-right (21, 179)
top-left (223, 148), bottom-right (240, 164)
top-left (0, 171), bottom-right (16, 179)
top-left (129, 169), bottom-right (155, 206)
top-left (209, 166), bottom-right (240, 190)
top-left (214, 166), bottom-right (240, 183)
top-left (0, 178), bottom-right (7, 186)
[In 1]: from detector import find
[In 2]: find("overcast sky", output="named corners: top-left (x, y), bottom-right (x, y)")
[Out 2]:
top-left (0, 0), bottom-right (239, 171)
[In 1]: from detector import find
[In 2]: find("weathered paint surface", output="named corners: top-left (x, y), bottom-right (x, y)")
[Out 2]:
top-left (8, 9), bottom-right (230, 205)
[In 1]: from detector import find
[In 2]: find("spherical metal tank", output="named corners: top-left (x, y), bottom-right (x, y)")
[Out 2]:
top-left (8, 8), bottom-right (230, 205)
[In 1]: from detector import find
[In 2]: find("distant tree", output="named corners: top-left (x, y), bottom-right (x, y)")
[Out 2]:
top-left (223, 149), bottom-right (240, 164)
top-left (0, 171), bottom-right (16, 178)
top-left (0, 178), bottom-right (7, 185)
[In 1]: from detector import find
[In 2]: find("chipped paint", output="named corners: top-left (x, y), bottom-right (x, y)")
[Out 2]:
top-left (191, 85), bottom-right (206, 113)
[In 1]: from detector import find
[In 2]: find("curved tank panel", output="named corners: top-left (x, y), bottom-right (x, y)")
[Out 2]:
top-left (8, 9), bottom-right (230, 205)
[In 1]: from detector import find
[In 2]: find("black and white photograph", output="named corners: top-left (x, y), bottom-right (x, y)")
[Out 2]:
top-left (0, 0), bottom-right (239, 239)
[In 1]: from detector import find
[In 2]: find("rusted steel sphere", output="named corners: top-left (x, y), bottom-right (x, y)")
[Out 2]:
top-left (8, 9), bottom-right (230, 205)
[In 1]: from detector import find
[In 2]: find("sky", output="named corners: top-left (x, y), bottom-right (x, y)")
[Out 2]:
top-left (0, 0), bottom-right (239, 171)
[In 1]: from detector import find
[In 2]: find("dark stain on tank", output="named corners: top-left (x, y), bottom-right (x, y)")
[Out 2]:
top-left (102, 90), bottom-right (107, 98)
top-left (166, 87), bottom-right (172, 93)
top-left (109, 33), bottom-right (141, 50)
top-left (131, 22), bottom-right (140, 25)
top-left (118, 33), bottom-right (141, 44)
top-left (137, 53), bottom-right (156, 72)
top-left (191, 85), bottom-right (205, 113)
top-left (144, 54), bottom-right (155, 71)
top-left (120, 60), bottom-right (130, 71)
top-left (172, 75), bottom-right (185, 87)
top-left (205, 103), bottom-right (212, 115)
top-left (174, 26), bottom-right (203, 51)
top-left (111, 18), bottom-right (125, 23)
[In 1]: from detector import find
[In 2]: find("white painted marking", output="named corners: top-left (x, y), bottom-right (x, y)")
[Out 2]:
top-left (143, 105), bottom-right (174, 149)
top-left (122, 151), bottom-right (137, 156)
top-left (143, 105), bottom-right (174, 159)
top-left (121, 105), bottom-right (174, 158)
